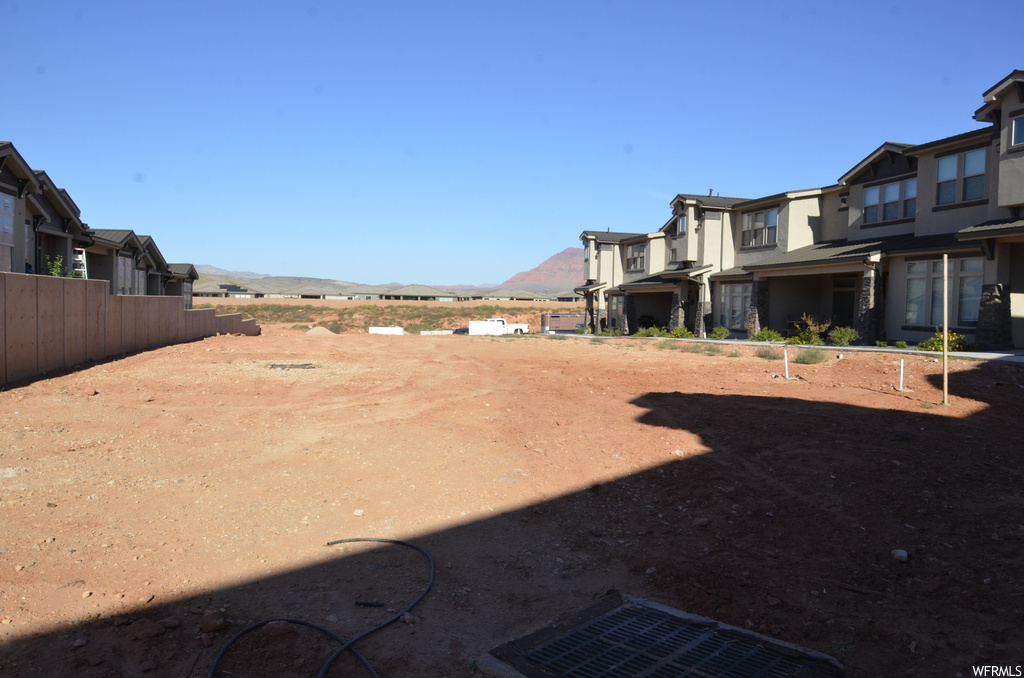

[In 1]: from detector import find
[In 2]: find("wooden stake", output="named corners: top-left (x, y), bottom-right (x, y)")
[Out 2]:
top-left (943, 254), bottom-right (950, 406)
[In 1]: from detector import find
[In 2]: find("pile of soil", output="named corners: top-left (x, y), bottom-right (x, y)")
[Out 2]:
top-left (0, 326), bottom-right (1021, 676)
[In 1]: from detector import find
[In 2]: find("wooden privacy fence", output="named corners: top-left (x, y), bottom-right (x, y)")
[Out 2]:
top-left (0, 272), bottom-right (260, 386)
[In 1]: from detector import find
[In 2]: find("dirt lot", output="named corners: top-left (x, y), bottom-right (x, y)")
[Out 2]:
top-left (1, 321), bottom-right (1023, 677)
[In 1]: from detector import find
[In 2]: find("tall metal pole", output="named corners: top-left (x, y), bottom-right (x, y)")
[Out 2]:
top-left (943, 254), bottom-right (949, 406)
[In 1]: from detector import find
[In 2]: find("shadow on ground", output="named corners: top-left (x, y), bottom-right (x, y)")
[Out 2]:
top-left (2, 361), bottom-right (1023, 677)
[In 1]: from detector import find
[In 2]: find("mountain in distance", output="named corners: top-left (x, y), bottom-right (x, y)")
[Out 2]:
top-left (196, 265), bottom-right (270, 281)
top-left (498, 247), bottom-right (584, 293)
top-left (196, 247), bottom-right (585, 293)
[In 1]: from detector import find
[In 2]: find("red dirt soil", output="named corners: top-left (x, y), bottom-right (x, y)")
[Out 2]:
top-left (1, 323), bottom-right (1022, 677)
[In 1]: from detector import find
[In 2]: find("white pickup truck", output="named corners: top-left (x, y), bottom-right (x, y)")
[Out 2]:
top-left (467, 318), bottom-right (529, 335)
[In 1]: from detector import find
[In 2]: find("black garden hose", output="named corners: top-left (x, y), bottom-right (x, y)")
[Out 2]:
top-left (206, 537), bottom-right (435, 678)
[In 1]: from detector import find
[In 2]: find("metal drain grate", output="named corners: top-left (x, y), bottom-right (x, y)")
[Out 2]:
top-left (489, 596), bottom-right (843, 678)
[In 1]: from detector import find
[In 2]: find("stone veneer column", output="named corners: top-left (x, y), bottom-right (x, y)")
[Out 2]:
top-left (669, 290), bottom-right (683, 330)
top-left (854, 268), bottom-right (880, 344)
top-left (975, 283), bottom-right (1012, 350)
top-left (746, 280), bottom-right (768, 335)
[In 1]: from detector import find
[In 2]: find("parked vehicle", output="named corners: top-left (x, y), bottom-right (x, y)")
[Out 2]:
top-left (467, 318), bottom-right (529, 335)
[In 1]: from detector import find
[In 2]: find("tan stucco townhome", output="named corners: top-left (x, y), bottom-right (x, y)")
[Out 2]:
top-left (579, 70), bottom-right (1024, 349)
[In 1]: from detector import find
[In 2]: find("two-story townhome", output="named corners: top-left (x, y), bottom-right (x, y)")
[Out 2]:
top-left (1, 145), bottom-right (90, 276)
top-left (582, 70), bottom-right (1024, 349)
top-left (576, 230), bottom-right (645, 332)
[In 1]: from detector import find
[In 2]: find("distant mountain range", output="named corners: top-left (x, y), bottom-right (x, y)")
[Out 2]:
top-left (196, 247), bottom-right (584, 294)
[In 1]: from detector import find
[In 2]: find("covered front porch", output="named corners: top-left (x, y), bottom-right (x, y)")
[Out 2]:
top-left (618, 265), bottom-right (712, 335)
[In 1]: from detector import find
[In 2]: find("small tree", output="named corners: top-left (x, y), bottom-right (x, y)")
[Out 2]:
top-left (45, 255), bottom-right (66, 277)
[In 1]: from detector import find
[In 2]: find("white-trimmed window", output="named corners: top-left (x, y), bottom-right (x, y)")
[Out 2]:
top-left (584, 244), bottom-right (590, 261)
top-left (625, 244), bottom-right (645, 271)
top-left (741, 208), bottom-right (777, 247)
top-left (1013, 115), bottom-right (1024, 147)
top-left (864, 178), bottom-right (916, 223)
top-left (904, 256), bottom-right (983, 326)
top-left (936, 148), bottom-right (986, 205)
top-left (677, 215), bottom-right (686, 236)
top-left (718, 282), bottom-right (751, 330)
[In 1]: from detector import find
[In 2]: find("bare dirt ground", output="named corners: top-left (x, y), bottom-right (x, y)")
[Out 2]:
top-left (1, 322), bottom-right (1023, 677)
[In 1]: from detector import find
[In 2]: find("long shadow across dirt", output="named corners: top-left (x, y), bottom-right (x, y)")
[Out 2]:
top-left (1, 358), bottom-right (1022, 677)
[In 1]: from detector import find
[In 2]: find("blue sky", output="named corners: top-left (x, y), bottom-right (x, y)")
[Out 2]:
top-left (6, 0), bottom-right (1023, 285)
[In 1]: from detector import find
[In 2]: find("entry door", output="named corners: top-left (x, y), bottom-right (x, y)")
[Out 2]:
top-left (832, 277), bottom-right (857, 327)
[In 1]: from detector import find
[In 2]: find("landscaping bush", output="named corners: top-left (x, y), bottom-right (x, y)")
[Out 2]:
top-left (669, 325), bottom-right (695, 339)
top-left (786, 313), bottom-right (829, 345)
top-left (895, 340), bottom-right (908, 349)
top-left (916, 328), bottom-right (970, 352)
top-left (794, 347), bottom-right (829, 364)
top-left (707, 326), bottom-right (731, 340)
top-left (876, 340), bottom-right (888, 347)
top-left (751, 328), bottom-right (784, 342)
top-left (632, 326), bottom-right (667, 338)
top-left (828, 326), bottom-right (860, 346)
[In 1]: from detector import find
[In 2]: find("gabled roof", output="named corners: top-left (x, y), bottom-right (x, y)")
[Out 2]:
top-left (838, 143), bottom-right (914, 185)
top-left (0, 142), bottom-right (42, 194)
top-left (168, 263), bottom-right (198, 280)
top-left (137, 235), bottom-right (167, 269)
top-left (91, 229), bottom-right (138, 248)
top-left (580, 230), bottom-right (647, 243)
top-left (975, 70), bottom-right (1024, 122)
top-left (33, 170), bottom-right (81, 220)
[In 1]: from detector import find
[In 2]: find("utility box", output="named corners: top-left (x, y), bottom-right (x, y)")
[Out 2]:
top-left (541, 313), bottom-right (585, 333)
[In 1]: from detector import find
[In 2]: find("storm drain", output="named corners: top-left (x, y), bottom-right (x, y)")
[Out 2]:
top-left (487, 595), bottom-right (843, 678)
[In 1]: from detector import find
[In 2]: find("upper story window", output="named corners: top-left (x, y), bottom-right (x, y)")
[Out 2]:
top-left (677, 215), bottom-right (686, 236)
top-left (584, 244), bottom-right (590, 261)
top-left (936, 148), bottom-right (985, 205)
top-left (864, 178), bottom-right (916, 224)
top-left (625, 244), bottom-right (645, 271)
top-left (1012, 114), bottom-right (1024, 148)
top-left (741, 208), bottom-right (777, 247)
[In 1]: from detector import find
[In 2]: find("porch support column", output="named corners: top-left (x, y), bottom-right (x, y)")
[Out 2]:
top-left (584, 293), bottom-right (595, 332)
top-left (694, 280), bottom-right (711, 338)
top-left (669, 289), bottom-right (683, 330)
top-left (975, 283), bottom-right (1012, 349)
top-left (622, 295), bottom-right (633, 335)
top-left (855, 266), bottom-right (881, 344)
top-left (747, 279), bottom-right (768, 335)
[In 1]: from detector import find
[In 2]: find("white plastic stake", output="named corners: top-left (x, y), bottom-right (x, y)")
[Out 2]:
top-left (900, 359), bottom-right (905, 391)
top-left (784, 348), bottom-right (790, 379)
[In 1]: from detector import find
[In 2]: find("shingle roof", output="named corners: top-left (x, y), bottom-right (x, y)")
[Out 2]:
top-left (673, 194), bottom-right (750, 209)
top-left (904, 128), bottom-right (993, 155)
top-left (743, 233), bottom-right (973, 271)
top-left (168, 263), bottom-right (197, 278)
top-left (957, 218), bottom-right (1024, 240)
top-left (90, 229), bottom-right (136, 246)
top-left (581, 230), bottom-right (647, 243)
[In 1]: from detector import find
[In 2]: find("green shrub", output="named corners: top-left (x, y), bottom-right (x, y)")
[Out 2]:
top-left (916, 328), bottom-right (970, 352)
top-left (828, 326), bottom-right (860, 346)
top-left (633, 326), bottom-right (668, 338)
top-left (669, 325), bottom-right (695, 339)
top-left (707, 326), bottom-right (731, 340)
top-left (895, 340), bottom-right (908, 349)
top-left (794, 347), bottom-right (829, 364)
top-left (876, 340), bottom-right (888, 347)
top-left (751, 328), bottom-right (784, 342)
top-left (754, 346), bottom-right (783, 360)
